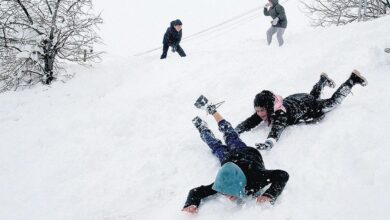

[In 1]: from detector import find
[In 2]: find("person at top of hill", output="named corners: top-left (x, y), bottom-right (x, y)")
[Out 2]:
top-left (235, 70), bottom-right (368, 150)
top-left (160, 19), bottom-right (186, 59)
top-left (182, 95), bottom-right (289, 214)
top-left (264, 0), bottom-right (287, 46)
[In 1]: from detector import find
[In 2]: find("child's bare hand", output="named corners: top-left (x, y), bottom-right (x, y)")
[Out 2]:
top-left (182, 205), bottom-right (198, 214)
top-left (256, 196), bottom-right (272, 204)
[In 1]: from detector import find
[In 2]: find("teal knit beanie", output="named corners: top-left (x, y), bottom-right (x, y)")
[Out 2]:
top-left (212, 162), bottom-right (247, 198)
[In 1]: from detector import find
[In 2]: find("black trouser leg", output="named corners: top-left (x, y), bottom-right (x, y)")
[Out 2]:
top-left (161, 44), bottom-right (169, 59)
top-left (317, 79), bottom-right (354, 113)
top-left (176, 45), bottom-right (186, 57)
top-left (310, 77), bottom-right (327, 99)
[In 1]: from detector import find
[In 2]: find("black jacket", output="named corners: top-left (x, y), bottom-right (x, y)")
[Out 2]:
top-left (163, 21), bottom-right (182, 46)
top-left (264, 0), bottom-right (287, 28)
top-left (183, 147), bottom-right (289, 208)
top-left (236, 93), bottom-right (324, 141)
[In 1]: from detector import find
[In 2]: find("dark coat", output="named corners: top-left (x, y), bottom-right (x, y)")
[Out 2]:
top-left (163, 20), bottom-right (182, 46)
top-left (235, 93), bottom-right (324, 141)
top-left (264, 0), bottom-right (287, 28)
top-left (183, 147), bottom-right (289, 208)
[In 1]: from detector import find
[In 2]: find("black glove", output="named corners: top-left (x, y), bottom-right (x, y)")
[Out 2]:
top-left (234, 127), bottom-right (243, 134)
top-left (255, 138), bottom-right (275, 150)
top-left (172, 45), bottom-right (177, 53)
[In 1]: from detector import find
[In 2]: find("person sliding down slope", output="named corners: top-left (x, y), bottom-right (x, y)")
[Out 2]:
top-left (182, 95), bottom-right (289, 214)
top-left (235, 70), bottom-right (368, 150)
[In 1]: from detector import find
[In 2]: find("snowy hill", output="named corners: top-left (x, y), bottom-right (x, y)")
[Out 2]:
top-left (1, 0), bottom-right (390, 220)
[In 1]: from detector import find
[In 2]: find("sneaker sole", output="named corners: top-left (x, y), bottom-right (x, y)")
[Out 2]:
top-left (192, 116), bottom-right (208, 128)
top-left (320, 72), bottom-right (336, 88)
top-left (352, 69), bottom-right (368, 87)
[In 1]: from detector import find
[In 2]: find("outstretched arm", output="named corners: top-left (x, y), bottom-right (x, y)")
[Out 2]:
top-left (182, 183), bottom-right (217, 211)
top-left (267, 111), bottom-right (288, 141)
top-left (258, 169), bottom-right (289, 203)
top-left (256, 111), bottom-right (288, 150)
top-left (235, 113), bottom-right (262, 134)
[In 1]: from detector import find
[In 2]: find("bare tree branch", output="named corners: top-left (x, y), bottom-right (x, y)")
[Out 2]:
top-left (15, 0), bottom-right (34, 25)
top-left (301, 0), bottom-right (389, 26)
top-left (45, 0), bottom-right (53, 14)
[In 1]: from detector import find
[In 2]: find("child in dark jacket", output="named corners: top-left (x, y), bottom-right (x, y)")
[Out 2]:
top-left (235, 70), bottom-right (368, 150)
top-left (182, 96), bottom-right (289, 214)
top-left (160, 19), bottom-right (186, 59)
top-left (264, 0), bottom-right (287, 46)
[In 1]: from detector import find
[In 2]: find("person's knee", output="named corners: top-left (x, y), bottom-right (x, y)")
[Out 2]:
top-left (218, 120), bottom-right (233, 132)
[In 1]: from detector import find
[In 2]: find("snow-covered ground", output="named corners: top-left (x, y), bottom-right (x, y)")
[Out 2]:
top-left (1, 0), bottom-right (390, 220)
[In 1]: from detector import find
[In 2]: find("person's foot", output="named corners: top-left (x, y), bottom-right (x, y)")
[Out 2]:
top-left (320, 73), bottom-right (336, 88)
top-left (192, 116), bottom-right (208, 131)
top-left (160, 54), bottom-right (167, 59)
top-left (194, 95), bottom-right (222, 115)
top-left (349, 69), bottom-right (368, 86)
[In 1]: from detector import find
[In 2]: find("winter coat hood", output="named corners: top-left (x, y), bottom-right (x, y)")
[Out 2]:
top-left (170, 19), bottom-right (182, 28)
top-left (212, 162), bottom-right (247, 198)
top-left (274, 95), bottom-right (286, 112)
top-left (270, 0), bottom-right (279, 6)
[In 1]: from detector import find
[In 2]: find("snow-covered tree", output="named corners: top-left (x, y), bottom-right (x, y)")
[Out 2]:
top-left (0, 0), bottom-right (103, 92)
top-left (302, 0), bottom-right (390, 27)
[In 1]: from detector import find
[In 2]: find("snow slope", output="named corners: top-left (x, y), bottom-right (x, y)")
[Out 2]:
top-left (1, 0), bottom-right (390, 220)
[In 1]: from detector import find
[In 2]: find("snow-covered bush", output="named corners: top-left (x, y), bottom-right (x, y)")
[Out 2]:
top-left (0, 0), bottom-right (103, 92)
top-left (302, 0), bottom-right (390, 26)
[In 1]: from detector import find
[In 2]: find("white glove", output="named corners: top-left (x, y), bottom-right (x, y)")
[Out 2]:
top-left (272, 17), bottom-right (279, 25)
top-left (264, 3), bottom-right (271, 8)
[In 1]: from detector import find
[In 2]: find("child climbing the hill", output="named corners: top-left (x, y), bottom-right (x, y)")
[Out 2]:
top-left (235, 70), bottom-right (368, 150)
top-left (160, 19), bottom-right (186, 59)
top-left (182, 95), bottom-right (289, 214)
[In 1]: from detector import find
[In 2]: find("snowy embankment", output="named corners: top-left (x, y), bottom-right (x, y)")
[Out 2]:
top-left (0, 0), bottom-right (389, 220)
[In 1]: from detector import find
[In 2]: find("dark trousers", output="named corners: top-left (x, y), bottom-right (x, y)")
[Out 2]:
top-left (310, 76), bottom-right (356, 113)
top-left (161, 44), bottom-right (186, 58)
top-left (310, 76), bottom-right (328, 99)
top-left (199, 120), bottom-right (247, 164)
top-left (317, 80), bottom-right (355, 113)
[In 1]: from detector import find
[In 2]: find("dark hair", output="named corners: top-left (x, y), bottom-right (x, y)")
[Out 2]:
top-left (174, 19), bottom-right (182, 26)
top-left (254, 90), bottom-right (275, 121)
